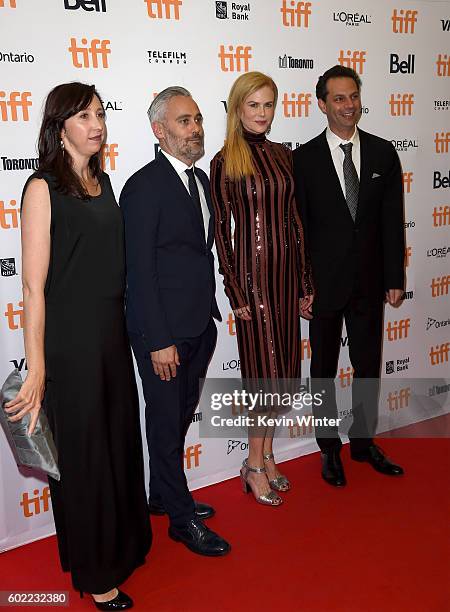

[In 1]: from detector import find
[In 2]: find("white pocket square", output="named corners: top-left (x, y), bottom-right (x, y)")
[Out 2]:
top-left (372, 172), bottom-right (381, 178)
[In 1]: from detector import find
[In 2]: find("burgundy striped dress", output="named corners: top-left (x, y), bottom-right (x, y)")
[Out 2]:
top-left (211, 130), bottom-right (313, 380)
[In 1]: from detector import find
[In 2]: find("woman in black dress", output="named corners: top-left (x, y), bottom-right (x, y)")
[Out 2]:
top-left (5, 83), bottom-right (151, 610)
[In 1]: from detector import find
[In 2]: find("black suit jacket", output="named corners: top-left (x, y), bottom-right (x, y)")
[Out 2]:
top-left (120, 152), bottom-right (221, 352)
top-left (293, 128), bottom-right (405, 313)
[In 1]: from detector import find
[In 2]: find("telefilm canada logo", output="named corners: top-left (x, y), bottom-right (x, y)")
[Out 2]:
top-left (279, 54), bottom-right (314, 69)
top-left (426, 316), bottom-right (450, 331)
top-left (147, 50), bottom-right (187, 64)
top-left (434, 99), bottom-right (450, 111)
top-left (386, 357), bottom-right (410, 374)
top-left (215, 1), bottom-right (250, 20)
top-left (0, 257), bottom-right (16, 276)
top-left (332, 11), bottom-right (371, 26)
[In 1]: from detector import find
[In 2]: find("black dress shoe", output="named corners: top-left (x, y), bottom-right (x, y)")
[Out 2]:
top-left (168, 518), bottom-right (231, 556)
top-left (351, 444), bottom-right (404, 476)
top-left (90, 590), bottom-right (133, 610)
top-left (149, 500), bottom-right (215, 519)
top-left (321, 450), bottom-right (346, 487)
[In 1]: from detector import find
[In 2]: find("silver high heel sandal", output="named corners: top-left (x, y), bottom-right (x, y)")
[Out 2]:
top-left (263, 452), bottom-right (291, 492)
top-left (240, 459), bottom-right (283, 506)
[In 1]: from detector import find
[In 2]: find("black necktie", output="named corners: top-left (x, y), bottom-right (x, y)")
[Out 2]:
top-left (339, 142), bottom-right (359, 221)
top-left (185, 168), bottom-right (203, 221)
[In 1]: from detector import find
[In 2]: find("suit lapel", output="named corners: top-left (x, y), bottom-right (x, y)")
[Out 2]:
top-left (356, 129), bottom-right (372, 224)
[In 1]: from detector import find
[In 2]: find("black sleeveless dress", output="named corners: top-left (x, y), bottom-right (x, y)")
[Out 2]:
top-left (23, 172), bottom-right (151, 593)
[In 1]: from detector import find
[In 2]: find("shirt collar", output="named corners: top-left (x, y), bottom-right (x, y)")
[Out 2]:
top-left (326, 126), bottom-right (359, 151)
top-left (160, 148), bottom-right (194, 175)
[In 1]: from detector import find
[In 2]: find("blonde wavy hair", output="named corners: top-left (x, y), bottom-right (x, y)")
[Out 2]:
top-left (222, 71), bottom-right (278, 180)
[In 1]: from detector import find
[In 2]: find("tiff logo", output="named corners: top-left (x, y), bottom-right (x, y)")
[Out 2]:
top-left (0, 91), bottom-right (32, 122)
top-left (226, 312), bottom-right (236, 336)
top-left (338, 50), bottom-right (366, 74)
top-left (430, 275), bottom-right (450, 297)
top-left (402, 171), bottom-right (413, 193)
top-left (386, 319), bottom-right (411, 341)
top-left (282, 93), bottom-right (312, 117)
top-left (433, 206), bottom-right (450, 227)
top-left (184, 443), bottom-right (202, 469)
top-left (391, 9), bottom-right (418, 34)
top-left (64, 0), bottom-right (106, 10)
top-left (280, 0), bottom-right (311, 27)
top-left (436, 54), bottom-right (450, 77)
top-left (289, 417), bottom-right (313, 437)
top-left (0, 0), bottom-right (16, 6)
top-left (405, 246), bottom-right (412, 267)
top-left (435, 132), bottom-right (450, 153)
top-left (20, 487), bottom-right (51, 518)
top-left (429, 343), bottom-right (449, 365)
top-left (145, 0), bottom-right (182, 19)
top-left (0, 199), bottom-right (20, 229)
top-left (101, 143), bottom-right (118, 171)
top-left (389, 93), bottom-right (414, 116)
top-left (387, 387), bottom-right (410, 411)
top-left (4, 301), bottom-right (24, 330)
top-left (68, 38), bottom-right (111, 68)
top-left (218, 45), bottom-right (252, 72)
top-left (300, 338), bottom-right (311, 360)
top-left (338, 366), bottom-right (354, 388)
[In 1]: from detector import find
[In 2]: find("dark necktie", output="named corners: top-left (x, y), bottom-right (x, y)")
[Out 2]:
top-left (185, 168), bottom-right (204, 233)
top-left (339, 142), bottom-right (359, 221)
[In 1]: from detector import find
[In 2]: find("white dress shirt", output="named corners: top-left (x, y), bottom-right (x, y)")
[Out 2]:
top-left (160, 149), bottom-right (210, 238)
top-left (325, 127), bottom-right (361, 198)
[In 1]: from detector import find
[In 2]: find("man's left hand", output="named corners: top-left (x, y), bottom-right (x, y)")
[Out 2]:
top-left (385, 289), bottom-right (404, 307)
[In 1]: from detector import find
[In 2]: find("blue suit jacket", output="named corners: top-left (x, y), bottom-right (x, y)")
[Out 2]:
top-left (120, 152), bottom-right (221, 352)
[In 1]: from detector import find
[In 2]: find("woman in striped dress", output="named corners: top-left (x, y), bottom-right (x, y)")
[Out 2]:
top-left (211, 72), bottom-right (313, 506)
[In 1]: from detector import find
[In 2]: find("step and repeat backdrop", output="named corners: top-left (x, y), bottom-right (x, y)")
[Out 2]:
top-left (1, 0), bottom-right (449, 551)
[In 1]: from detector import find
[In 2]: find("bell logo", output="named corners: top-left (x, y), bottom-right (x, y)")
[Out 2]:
top-left (436, 54), bottom-right (450, 77)
top-left (338, 50), bottom-right (366, 74)
top-left (145, 0), bottom-right (182, 19)
top-left (226, 312), bottom-right (236, 336)
top-left (280, 1), bottom-right (311, 28)
top-left (101, 143), bottom-right (118, 171)
top-left (429, 343), bottom-right (449, 365)
top-left (0, 199), bottom-right (20, 229)
top-left (430, 275), bottom-right (450, 297)
top-left (68, 38), bottom-right (111, 68)
top-left (20, 487), bottom-right (51, 518)
top-left (389, 93), bottom-right (414, 116)
top-left (0, 0), bottom-right (16, 7)
top-left (300, 338), bottom-right (311, 360)
top-left (0, 91), bottom-right (32, 122)
top-left (386, 319), bottom-right (411, 341)
top-left (184, 443), bottom-right (202, 469)
top-left (435, 132), bottom-right (450, 153)
top-left (405, 246), bottom-right (411, 266)
top-left (338, 366), bottom-right (354, 388)
top-left (4, 301), bottom-right (24, 330)
top-left (391, 9), bottom-right (418, 34)
top-left (433, 206), bottom-right (450, 227)
top-left (218, 45), bottom-right (252, 72)
top-left (282, 93), bottom-right (312, 117)
top-left (402, 171), bottom-right (413, 193)
top-left (387, 387), bottom-right (410, 411)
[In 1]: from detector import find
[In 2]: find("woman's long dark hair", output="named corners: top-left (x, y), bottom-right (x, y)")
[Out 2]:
top-left (37, 82), bottom-right (104, 200)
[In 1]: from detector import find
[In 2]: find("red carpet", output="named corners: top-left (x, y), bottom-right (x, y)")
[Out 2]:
top-left (1, 424), bottom-right (449, 611)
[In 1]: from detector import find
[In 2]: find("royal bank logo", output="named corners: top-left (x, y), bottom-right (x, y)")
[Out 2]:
top-left (282, 141), bottom-right (302, 150)
top-left (426, 316), bottom-right (450, 331)
top-left (1, 156), bottom-right (38, 171)
top-left (147, 50), bottom-right (187, 64)
top-left (64, 0), bottom-right (106, 11)
top-left (391, 139), bottom-right (418, 152)
top-left (227, 439), bottom-right (248, 455)
top-left (215, 1), bottom-right (250, 21)
top-left (332, 11), bottom-right (371, 26)
top-left (434, 99), bottom-right (450, 111)
top-left (279, 54), bottom-right (314, 69)
top-left (0, 51), bottom-right (34, 63)
top-left (389, 53), bottom-right (415, 74)
top-left (0, 257), bottom-right (16, 276)
top-left (385, 357), bottom-right (410, 374)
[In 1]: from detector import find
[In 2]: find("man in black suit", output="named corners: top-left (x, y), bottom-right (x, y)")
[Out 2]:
top-left (120, 87), bottom-right (230, 556)
top-left (293, 66), bottom-right (405, 486)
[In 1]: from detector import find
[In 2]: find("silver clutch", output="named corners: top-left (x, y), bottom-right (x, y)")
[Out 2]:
top-left (0, 369), bottom-right (60, 480)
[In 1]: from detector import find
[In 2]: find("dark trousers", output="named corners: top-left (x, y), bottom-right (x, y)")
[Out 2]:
top-left (309, 297), bottom-right (383, 454)
top-left (130, 318), bottom-right (217, 527)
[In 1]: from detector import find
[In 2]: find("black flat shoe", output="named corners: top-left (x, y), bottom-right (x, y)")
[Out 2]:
top-left (321, 450), bottom-right (346, 487)
top-left (81, 589), bottom-right (133, 610)
top-left (149, 500), bottom-right (215, 519)
top-left (169, 518), bottom-right (231, 556)
top-left (351, 444), bottom-right (404, 476)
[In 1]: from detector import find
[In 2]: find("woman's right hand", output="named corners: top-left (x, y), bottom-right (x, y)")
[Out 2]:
top-left (233, 305), bottom-right (252, 321)
top-left (4, 372), bottom-right (45, 436)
